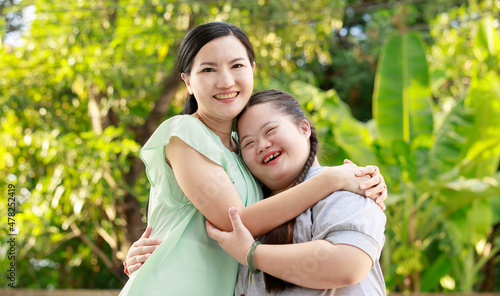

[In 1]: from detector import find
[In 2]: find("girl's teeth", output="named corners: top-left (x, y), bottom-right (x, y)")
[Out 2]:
top-left (264, 152), bottom-right (281, 164)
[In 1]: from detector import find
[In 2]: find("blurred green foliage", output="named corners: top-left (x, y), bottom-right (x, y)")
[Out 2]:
top-left (1, 0), bottom-right (499, 292)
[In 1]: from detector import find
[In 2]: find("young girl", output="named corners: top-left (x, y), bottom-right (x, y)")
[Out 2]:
top-left (207, 89), bottom-right (386, 295)
top-left (120, 22), bottom-right (387, 296)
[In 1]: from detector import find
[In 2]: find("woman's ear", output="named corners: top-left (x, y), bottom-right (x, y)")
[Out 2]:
top-left (300, 119), bottom-right (311, 139)
top-left (181, 73), bottom-right (193, 94)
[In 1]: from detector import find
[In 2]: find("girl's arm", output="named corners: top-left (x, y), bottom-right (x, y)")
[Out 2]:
top-left (166, 137), bottom-right (375, 237)
top-left (252, 241), bottom-right (372, 289)
top-left (206, 208), bottom-right (373, 289)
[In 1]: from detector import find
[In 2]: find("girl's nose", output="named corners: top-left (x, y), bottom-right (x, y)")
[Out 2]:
top-left (258, 139), bottom-right (271, 154)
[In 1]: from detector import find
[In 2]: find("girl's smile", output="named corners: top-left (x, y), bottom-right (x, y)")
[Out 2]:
top-left (238, 102), bottom-right (312, 193)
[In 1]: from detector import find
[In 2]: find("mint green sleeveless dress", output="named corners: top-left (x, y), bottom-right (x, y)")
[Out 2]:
top-left (119, 115), bottom-right (262, 296)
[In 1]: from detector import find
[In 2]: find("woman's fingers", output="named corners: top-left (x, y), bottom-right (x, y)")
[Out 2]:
top-left (141, 226), bottom-right (153, 239)
top-left (128, 244), bottom-right (159, 258)
top-left (360, 174), bottom-right (383, 190)
top-left (343, 159), bottom-right (355, 165)
top-left (356, 165), bottom-right (379, 177)
top-left (124, 226), bottom-right (161, 276)
top-left (364, 181), bottom-right (386, 198)
top-left (376, 201), bottom-right (386, 211)
top-left (127, 262), bottom-right (143, 274)
top-left (351, 163), bottom-right (388, 210)
top-left (131, 238), bottom-right (162, 248)
top-left (373, 187), bottom-right (388, 211)
top-left (376, 188), bottom-right (388, 204)
top-left (128, 251), bottom-right (151, 267)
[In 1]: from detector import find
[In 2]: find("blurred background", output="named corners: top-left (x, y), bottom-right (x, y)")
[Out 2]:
top-left (1, 0), bottom-right (499, 293)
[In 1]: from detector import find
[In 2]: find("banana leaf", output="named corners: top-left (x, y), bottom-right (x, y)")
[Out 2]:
top-left (373, 33), bottom-right (434, 149)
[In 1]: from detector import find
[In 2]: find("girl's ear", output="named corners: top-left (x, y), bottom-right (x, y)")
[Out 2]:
top-left (181, 73), bottom-right (193, 94)
top-left (300, 119), bottom-right (311, 139)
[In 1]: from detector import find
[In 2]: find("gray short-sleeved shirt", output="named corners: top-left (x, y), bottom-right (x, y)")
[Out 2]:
top-left (235, 166), bottom-right (387, 296)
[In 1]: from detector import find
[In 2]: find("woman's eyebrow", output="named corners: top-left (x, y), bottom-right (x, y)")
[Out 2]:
top-left (199, 57), bottom-right (247, 67)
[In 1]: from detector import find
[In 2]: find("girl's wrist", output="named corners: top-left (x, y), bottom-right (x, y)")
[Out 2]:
top-left (246, 240), bottom-right (262, 274)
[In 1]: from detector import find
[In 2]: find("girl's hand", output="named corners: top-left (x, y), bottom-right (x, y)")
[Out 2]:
top-left (344, 159), bottom-right (388, 210)
top-left (124, 226), bottom-right (162, 276)
top-left (206, 207), bottom-right (254, 265)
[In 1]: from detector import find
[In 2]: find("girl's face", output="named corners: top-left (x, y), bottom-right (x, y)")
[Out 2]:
top-left (181, 36), bottom-right (255, 121)
top-left (238, 102), bottom-right (311, 193)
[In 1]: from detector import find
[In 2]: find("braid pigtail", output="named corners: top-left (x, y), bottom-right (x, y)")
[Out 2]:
top-left (294, 125), bottom-right (318, 186)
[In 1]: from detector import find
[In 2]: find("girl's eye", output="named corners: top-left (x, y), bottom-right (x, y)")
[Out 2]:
top-left (233, 64), bottom-right (244, 69)
top-left (243, 141), bottom-right (254, 149)
top-left (266, 127), bottom-right (277, 134)
top-left (202, 68), bottom-right (214, 72)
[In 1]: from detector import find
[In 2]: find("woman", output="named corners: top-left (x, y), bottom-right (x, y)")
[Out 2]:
top-left (207, 89), bottom-right (386, 295)
top-left (119, 22), bottom-right (387, 296)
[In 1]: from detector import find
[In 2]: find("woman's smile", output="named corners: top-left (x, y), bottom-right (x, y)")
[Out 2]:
top-left (214, 91), bottom-right (239, 100)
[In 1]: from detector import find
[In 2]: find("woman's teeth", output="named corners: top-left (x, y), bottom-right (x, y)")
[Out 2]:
top-left (263, 152), bottom-right (281, 164)
top-left (214, 92), bottom-right (238, 100)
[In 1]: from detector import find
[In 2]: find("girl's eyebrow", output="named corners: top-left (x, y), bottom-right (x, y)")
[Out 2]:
top-left (239, 121), bottom-right (277, 143)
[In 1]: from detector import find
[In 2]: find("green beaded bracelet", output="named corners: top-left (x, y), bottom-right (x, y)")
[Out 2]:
top-left (247, 240), bottom-right (262, 275)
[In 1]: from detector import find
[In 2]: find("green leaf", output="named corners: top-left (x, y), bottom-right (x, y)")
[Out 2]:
top-left (332, 114), bottom-right (379, 166)
top-left (429, 98), bottom-right (474, 176)
top-left (475, 16), bottom-right (497, 57)
top-left (420, 254), bottom-right (452, 291)
top-left (290, 81), bottom-right (379, 166)
top-left (373, 33), bottom-right (434, 148)
top-left (463, 71), bottom-right (500, 178)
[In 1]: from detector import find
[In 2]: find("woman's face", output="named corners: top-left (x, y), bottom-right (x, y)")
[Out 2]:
top-left (181, 36), bottom-right (255, 121)
top-left (238, 102), bottom-right (311, 193)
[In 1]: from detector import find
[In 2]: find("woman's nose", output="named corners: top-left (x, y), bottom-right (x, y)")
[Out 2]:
top-left (217, 68), bottom-right (235, 88)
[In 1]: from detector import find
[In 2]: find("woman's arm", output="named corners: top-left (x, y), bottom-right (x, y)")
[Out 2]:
top-left (206, 208), bottom-right (373, 289)
top-left (166, 137), bottom-right (374, 237)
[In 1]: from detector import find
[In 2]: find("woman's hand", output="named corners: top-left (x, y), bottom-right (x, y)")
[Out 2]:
top-left (124, 226), bottom-right (162, 276)
top-left (327, 160), bottom-right (387, 210)
top-left (344, 159), bottom-right (388, 210)
top-left (206, 207), bottom-right (254, 265)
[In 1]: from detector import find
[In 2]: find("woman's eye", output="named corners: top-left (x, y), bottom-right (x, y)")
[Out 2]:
top-left (202, 68), bottom-right (214, 72)
top-left (233, 64), bottom-right (244, 68)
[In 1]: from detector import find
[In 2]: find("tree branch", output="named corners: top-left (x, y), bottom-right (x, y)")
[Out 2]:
top-left (70, 222), bottom-right (118, 276)
top-left (142, 72), bottom-right (182, 144)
